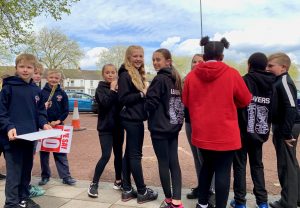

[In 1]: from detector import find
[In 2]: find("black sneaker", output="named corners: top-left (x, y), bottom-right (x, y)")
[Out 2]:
top-left (0, 173), bottom-right (6, 180)
top-left (121, 188), bottom-right (137, 202)
top-left (62, 177), bottom-right (76, 185)
top-left (187, 187), bottom-right (199, 199)
top-left (87, 183), bottom-right (98, 198)
top-left (38, 177), bottom-right (49, 186)
top-left (113, 180), bottom-right (122, 190)
top-left (19, 199), bottom-right (40, 208)
top-left (137, 188), bottom-right (158, 204)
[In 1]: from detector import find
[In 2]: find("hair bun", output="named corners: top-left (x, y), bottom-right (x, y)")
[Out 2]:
top-left (200, 36), bottom-right (209, 46)
top-left (220, 37), bottom-right (230, 49)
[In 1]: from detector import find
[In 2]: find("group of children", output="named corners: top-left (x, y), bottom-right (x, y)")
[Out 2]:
top-left (0, 54), bottom-right (76, 208)
top-left (0, 40), bottom-right (299, 208)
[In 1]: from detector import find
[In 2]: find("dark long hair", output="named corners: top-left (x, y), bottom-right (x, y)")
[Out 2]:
top-left (154, 48), bottom-right (182, 92)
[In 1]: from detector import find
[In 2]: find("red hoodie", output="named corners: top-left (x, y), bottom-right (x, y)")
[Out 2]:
top-left (182, 61), bottom-right (251, 151)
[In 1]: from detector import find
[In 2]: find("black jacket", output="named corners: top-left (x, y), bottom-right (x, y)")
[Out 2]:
top-left (238, 70), bottom-right (275, 143)
top-left (0, 76), bottom-right (48, 149)
top-left (41, 83), bottom-right (69, 123)
top-left (118, 65), bottom-right (147, 122)
top-left (145, 68), bottom-right (184, 139)
top-left (95, 81), bottom-right (120, 132)
top-left (272, 72), bottom-right (300, 139)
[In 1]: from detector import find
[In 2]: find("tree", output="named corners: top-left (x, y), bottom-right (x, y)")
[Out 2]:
top-left (26, 27), bottom-right (84, 69)
top-left (96, 46), bottom-right (127, 70)
top-left (0, 43), bottom-right (13, 65)
top-left (172, 56), bottom-right (191, 76)
top-left (0, 0), bottom-right (79, 47)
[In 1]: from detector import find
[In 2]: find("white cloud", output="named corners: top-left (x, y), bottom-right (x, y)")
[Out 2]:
top-left (160, 37), bottom-right (181, 49)
top-left (30, 0), bottom-right (300, 68)
top-left (80, 47), bottom-right (108, 69)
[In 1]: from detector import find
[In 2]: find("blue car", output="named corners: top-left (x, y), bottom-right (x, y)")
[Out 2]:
top-left (66, 92), bottom-right (97, 112)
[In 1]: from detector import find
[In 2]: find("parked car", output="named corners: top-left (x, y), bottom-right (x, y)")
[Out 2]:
top-left (66, 92), bottom-right (98, 113)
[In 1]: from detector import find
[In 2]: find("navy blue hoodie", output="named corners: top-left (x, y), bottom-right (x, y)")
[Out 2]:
top-left (0, 76), bottom-right (48, 149)
top-left (41, 83), bottom-right (69, 123)
top-left (145, 68), bottom-right (184, 139)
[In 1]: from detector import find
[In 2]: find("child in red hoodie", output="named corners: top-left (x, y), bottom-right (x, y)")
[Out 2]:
top-left (182, 36), bottom-right (251, 208)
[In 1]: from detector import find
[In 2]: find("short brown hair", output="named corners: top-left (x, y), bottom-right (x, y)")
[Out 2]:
top-left (268, 52), bottom-right (291, 70)
top-left (15, 53), bottom-right (38, 68)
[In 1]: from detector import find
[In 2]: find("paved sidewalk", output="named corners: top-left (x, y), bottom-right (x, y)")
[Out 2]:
top-left (0, 177), bottom-right (280, 208)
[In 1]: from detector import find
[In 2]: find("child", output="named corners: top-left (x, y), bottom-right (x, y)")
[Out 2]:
top-left (32, 62), bottom-right (44, 86)
top-left (38, 70), bottom-right (76, 186)
top-left (267, 53), bottom-right (300, 208)
top-left (0, 53), bottom-right (51, 208)
top-left (145, 48), bottom-right (184, 208)
top-left (182, 36), bottom-right (251, 208)
top-left (230, 52), bottom-right (275, 208)
top-left (28, 63), bottom-right (46, 198)
top-left (185, 54), bottom-right (203, 199)
top-left (88, 64), bottom-right (124, 198)
top-left (118, 45), bottom-right (158, 203)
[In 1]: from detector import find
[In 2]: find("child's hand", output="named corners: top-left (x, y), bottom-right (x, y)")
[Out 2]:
top-left (45, 101), bottom-right (50, 110)
top-left (8, 128), bottom-right (17, 141)
top-left (110, 80), bottom-right (118, 91)
top-left (43, 124), bottom-right (52, 130)
top-left (50, 120), bottom-right (61, 127)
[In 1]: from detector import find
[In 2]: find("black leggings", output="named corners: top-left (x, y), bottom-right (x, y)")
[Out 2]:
top-left (121, 120), bottom-right (146, 194)
top-left (152, 136), bottom-right (182, 200)
top-left (198, 149), bottom-right (234, 208)
top-left (92, 128), bottom-right (124, 183)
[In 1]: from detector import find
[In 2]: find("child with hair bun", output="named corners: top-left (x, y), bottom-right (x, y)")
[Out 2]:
top-left (183, 36), bottom-right (252, 208)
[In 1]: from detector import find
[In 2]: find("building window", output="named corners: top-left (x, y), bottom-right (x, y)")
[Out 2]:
top-left (71, 80), bottom-right (74, 87)
top-left (90, 80), bottom-right (93, 87)
top-left (81, 80), bottom-right (84, 86)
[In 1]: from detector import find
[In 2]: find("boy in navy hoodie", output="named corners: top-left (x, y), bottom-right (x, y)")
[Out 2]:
top-left (0, 53), bottom-right (51, 208)
top-left (38, 70), bottom-right (76, 186)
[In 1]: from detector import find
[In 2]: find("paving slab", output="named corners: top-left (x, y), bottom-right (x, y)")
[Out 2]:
top-left (59, 199), bottom-right (111, 208)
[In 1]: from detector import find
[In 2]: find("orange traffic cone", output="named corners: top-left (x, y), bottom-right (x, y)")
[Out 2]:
top-left (72, 100), bottom-right (86, 131)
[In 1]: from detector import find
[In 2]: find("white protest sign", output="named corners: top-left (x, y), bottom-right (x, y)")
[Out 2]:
top-left (36, 125), bottom-right (73, 153)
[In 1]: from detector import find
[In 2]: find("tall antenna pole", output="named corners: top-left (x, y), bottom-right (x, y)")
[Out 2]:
top-left (200, 0), bottom-right (204, 53)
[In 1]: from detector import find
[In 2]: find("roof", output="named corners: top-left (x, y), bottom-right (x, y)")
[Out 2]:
top-left (45, 69), bottom-right (102, 80)
top-left (0, 66), bottom-right (16, 77)
top-left (0, 66), bottom-right (155, 81)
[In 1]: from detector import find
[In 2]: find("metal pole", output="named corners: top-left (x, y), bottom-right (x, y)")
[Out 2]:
top-left (200, 0), bottom-right (204, 53)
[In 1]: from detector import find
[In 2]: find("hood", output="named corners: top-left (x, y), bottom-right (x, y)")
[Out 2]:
top-left (245, 70), bottom-right (276, 90)
top-left (194, 61), bottom-right (228, 82)
top-left (157, 67), bottom-right (174, 80)
top-left (43, 83), bottom-right (62, 92)
top-left (118, 64), bottom-right (127, 76)
top-left (98, 81), bottom-right (110, 88)
top-left (2, 76), bottom-right (34, 87)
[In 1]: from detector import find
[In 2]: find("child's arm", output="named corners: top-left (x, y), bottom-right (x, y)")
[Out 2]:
top-left (96, 83), bottom-right (118, 109)
top-left (57, 91), bottom-right (69, 123)
top-left (118, 73), bottom-right (144, 106)
top-left (0, 86), bottom-right (15, 133)
top-left (145, 77), bottom-right (162, 113)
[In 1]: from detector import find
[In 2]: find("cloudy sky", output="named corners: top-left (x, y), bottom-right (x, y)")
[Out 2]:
top-left (34, 0), bottom-right (300, 70)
